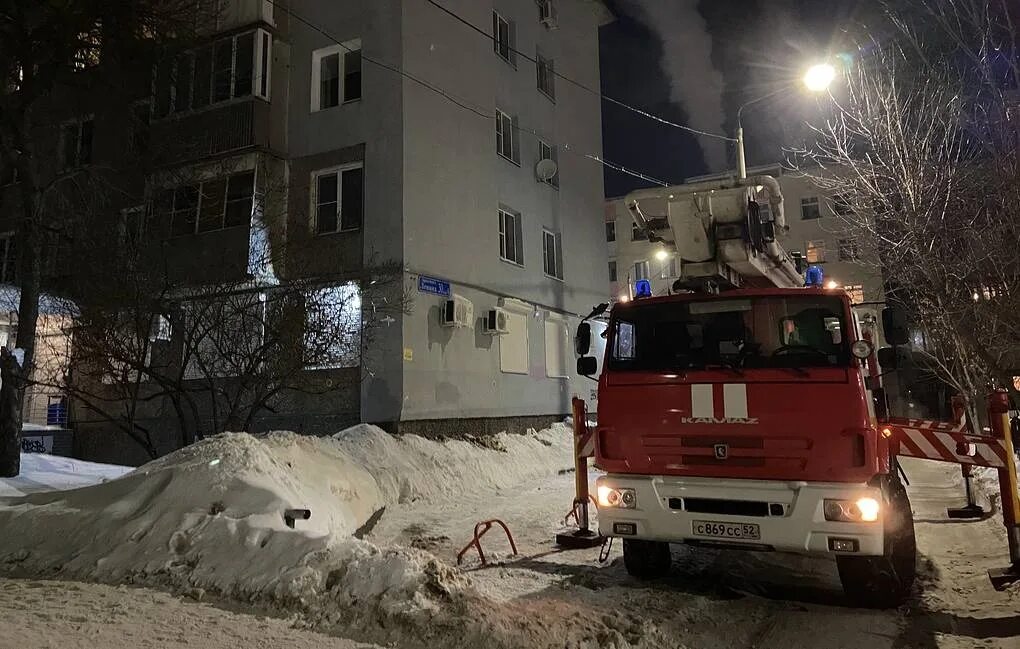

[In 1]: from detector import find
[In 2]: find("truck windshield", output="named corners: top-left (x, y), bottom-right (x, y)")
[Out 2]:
top-left (608, 295), bottom-right (850, 371)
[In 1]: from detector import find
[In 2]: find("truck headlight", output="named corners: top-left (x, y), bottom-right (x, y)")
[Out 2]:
top-left (824, 497), bottom-right (880, 522)
top-left (597, 485), bottom-right (637, 509)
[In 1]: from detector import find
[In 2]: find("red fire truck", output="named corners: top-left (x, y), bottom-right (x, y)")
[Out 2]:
top-left (575, 180), bottom-right (916, 606)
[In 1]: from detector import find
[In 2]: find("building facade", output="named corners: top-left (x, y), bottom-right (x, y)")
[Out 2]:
top-left (0, 0), bottom-right (613, 464)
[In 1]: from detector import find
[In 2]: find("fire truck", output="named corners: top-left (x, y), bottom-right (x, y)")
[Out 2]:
top-left (573, 178), bottom-right (919, 607)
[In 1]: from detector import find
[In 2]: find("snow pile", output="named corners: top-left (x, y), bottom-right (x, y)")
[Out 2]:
top-left (0, 424), bottom-right (574, 644)
top-left (0, 453), bottom-right (130, 497)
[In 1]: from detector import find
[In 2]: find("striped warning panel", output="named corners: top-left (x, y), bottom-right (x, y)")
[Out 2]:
top-left (894, 427), bottom-right (1009, 468)
top-left (578, 428), bottom-right (596, 458)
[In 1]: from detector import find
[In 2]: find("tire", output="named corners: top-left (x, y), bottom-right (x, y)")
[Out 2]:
top-left (623, 539), bottom-right (672, 580)
top-left (837, 477), bottom-right (916, 608)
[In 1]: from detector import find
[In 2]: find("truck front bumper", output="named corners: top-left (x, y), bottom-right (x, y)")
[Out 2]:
top-left (596, 474), bottom-right (885, 556)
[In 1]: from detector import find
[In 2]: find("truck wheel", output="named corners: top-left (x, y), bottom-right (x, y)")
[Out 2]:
top-left (622, 539), bottom-right (671, 580)
top-left (837, 478), bottom-right (916, 608)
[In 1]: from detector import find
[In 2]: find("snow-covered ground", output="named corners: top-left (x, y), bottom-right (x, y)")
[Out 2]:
top-left (2, 430), bottom-right (1019, 648)
top-left (0, 453), bottom-right (130, 497)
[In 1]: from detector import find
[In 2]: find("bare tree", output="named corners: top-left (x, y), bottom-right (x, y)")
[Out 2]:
top-left (0, 1), bottom-right (216, 475)
top-left (798, 0), bottom-right (1020, 416)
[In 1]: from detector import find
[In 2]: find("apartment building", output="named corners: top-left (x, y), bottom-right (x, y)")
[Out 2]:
top-left (605, 163), bottom-right (885, 335)
top-left (0, 0), bottom-right (613, 463)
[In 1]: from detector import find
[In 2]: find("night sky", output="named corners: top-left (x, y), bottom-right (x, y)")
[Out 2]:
top-left (600, 0), bottom-right (866, 197)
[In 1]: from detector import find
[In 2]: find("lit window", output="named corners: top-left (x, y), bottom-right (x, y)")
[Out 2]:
top-left (313, 163), bottom-right (364, 234)
top-left (806, 239), bottom-right (826, 263)
top-left (801, 196), bottom-right (821, 220)
top-left (304, 283), bottom-right (362, 369)
top-left (844, 285), bottom-right (865, 304)
top-left (633, 260), bottom-right (649, 281)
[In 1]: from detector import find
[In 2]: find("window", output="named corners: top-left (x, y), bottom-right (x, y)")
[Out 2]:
top-left (631, 222), bottom-right (644, 241)
top-left (313, 163), bottom-right (364, 234)
top-left (498, 208), bottom-right (524, 265)
top-left (120, 206), bottom-right (145, 246)
top-left (0, 164), bottom-right (17, 186)
top-left (0, 233), bottom-right (17, 283)
top-left (542, 229), bottom-right (563, 280)
top-left (537, 0), bottom-right (557, 24)
top-left (806, 239), bottom-right (827, 264)
top-left (608, 261), bottom-right (617, 282)
top-left (633, 260), bottom-right (649, 281)
top-left (492, 11), bottom-right (514, 64)
top-left (304, 283), bottom-right (362, 369)
top-left (605, 221), bottom-right (616, 242)
top-left (538, 140), bottom-right (559, 187)
top-left (311, 39), bottom-right (362, 112)
top-left (837, 238), bottom-right (861, 262)
top-left (833, 194), bottom-right (853, 216)
top-left (660, 256), bottom-right (678, 279)
top-left (844, 285), bottom-right (865, 305)
top-left (495, 109), bottom-right (519, 164)
top-left (163, 170), bottom-right (255, 237)
top-left (153, 30), bottom-right (271, 118)
top-left (536, 54), bottom-right (555, 100)
top-left (61, 117), bottom-right (94, 168)
top-left (130, 102), bottom-right (150, 154)
top-left (73, 24), bottom-right (102, 71)
top-left (801, 196), bottom-right (821, 220)
top-left (184, 293), bottom-right (267, 379)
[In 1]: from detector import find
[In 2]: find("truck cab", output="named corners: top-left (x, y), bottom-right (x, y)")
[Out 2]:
top-left (582, 286), bottom-right (916, 606)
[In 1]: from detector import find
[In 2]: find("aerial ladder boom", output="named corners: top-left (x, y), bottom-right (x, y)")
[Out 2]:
top-left (625, 176), bottom-right (803, 290)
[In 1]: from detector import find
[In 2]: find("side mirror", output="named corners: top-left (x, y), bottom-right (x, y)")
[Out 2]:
top-left (577, 356), bottom-right (598, 376)
top-left (876, 346), bottom-right (898, 368)
top-left (882, 306), bottom-right (910, 346)
top-left (575, 322), bottom-right (592, 355)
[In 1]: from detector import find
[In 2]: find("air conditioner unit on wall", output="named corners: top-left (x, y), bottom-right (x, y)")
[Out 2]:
top-left (441, 294), bottom-right (474, 328)
top-left (482, 307), bottom-right (511, 335)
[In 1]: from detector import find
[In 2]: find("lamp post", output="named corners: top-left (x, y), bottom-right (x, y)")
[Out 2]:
top-left (735, 63), bottom-right (837, 179)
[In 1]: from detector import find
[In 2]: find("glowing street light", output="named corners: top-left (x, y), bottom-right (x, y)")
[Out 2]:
top-left (803, 63), bottom-right (837, 93)
top-left (654, 249), bottom-right (670, 261)
top-left (826, 280), bottom-right (839, 289)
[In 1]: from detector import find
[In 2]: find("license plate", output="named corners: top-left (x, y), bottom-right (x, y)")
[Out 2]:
top-left (692, 520), bottom-right (761, 541)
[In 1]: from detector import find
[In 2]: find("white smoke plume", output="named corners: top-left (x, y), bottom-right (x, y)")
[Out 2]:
top-left (622, 0), bottom-right (728, 172)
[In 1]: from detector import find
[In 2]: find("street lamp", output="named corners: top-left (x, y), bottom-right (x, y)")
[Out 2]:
top-left (735, 62), bottom-right (837, 179)
top-left (654, 249), bottom-right (669, 261)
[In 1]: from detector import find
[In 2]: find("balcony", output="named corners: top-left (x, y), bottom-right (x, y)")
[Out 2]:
top-left (150, 98), bottom-right (269, 166)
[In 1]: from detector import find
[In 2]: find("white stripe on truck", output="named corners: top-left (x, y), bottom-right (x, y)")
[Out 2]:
top-left (691, 384), bottom-right (714, 418)
top-left (723, 384), bottom-right (748, 419)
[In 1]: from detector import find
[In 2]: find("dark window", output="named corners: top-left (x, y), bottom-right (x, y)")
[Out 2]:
top-left (543, 229), bottom-right (563, 279)
top-left (78, 119), bottom-right (93, 164)
top-left (631, 222), bottom-right (643, 241)
top-left (234, 32), bottom-right (254, 97)
top-left (197, 178), bottom-right (227, 233)
top-left (499, 208), bottom-right (524, 265)
top-left (193, 47), bottom-right (212, 108)
top-left (801, 196), bottom-right (821, 220)
top-left (319, 53), bottom-right (340, 109)
top-left (315, 173), bottom-right (338, 234)
top-left (225, 172), bottom-right (255, 228)
top-left (537, 55), bottom-right (555, 99)
top-left (171, 185), bottom-right (199, 236)
top-left (492, 12), bottom-right (512, 62)
top-left (340, 166), bottom-right (363, 231)
top-left (538, 141), bottom-right (558, 187)
top-left (608, 261), bottom-right (617, 282)
top-left (606, 221), bottom-right (615, 242)
top-left (495, 109), bottom-right (518, 163)
top-left (213, 39), bottom-right (234, 102)
top-left (837, 238), bottom-right (861, 262)
top-left (259, 33), bottom-right (270, 97)
top-left (173, 53), bottom-right (192, 112)
top-left (343, 50), bottom-right (362, 102)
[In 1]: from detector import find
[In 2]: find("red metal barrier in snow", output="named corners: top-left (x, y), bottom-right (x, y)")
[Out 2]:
top-left (456, 519), bottom-right (518, 566)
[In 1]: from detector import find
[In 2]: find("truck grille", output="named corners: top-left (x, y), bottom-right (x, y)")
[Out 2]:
top-left (641, 434), bottom-right (812, 471)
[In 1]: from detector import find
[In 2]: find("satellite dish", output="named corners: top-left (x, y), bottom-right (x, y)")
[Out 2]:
top-left (535, 158), bottom-right (558, 181)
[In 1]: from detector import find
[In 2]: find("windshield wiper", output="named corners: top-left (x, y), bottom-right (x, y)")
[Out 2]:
top-left (688, 360), bottom-right (744, 376)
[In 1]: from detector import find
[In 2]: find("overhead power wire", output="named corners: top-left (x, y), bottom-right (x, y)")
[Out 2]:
top-left (266, 0), bottom-right (668, 186)
top-left (423, 0), bottom-right (737, 143)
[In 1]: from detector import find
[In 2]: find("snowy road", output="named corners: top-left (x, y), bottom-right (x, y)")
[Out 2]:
top-left (3, 443), bottom-right (1019, 648)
